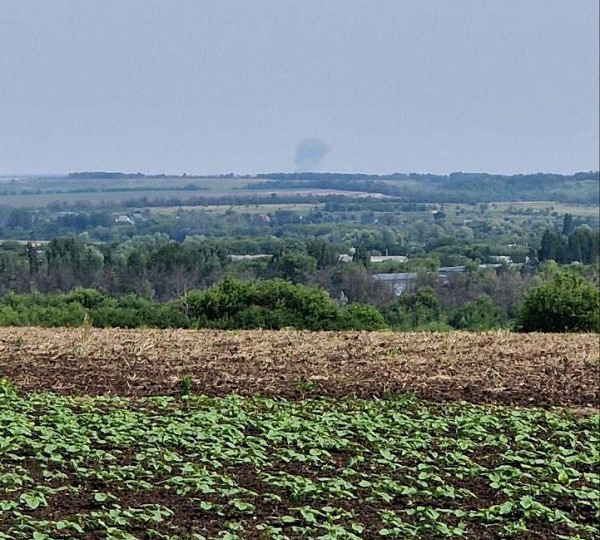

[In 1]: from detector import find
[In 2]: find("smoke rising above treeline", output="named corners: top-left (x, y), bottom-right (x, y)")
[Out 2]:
top-left (294, 138), bottom-right (329, 171)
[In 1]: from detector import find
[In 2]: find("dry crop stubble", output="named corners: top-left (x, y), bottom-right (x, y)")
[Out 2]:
top-left (0, 328), bottom-right (598, 407)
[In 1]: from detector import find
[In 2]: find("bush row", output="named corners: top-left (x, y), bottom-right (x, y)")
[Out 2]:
top-left (0, 278), bottom-right (385, 331)
top-left (0, 272), bottom-right (597, 332)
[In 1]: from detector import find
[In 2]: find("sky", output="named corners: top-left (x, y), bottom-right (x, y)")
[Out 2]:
top-left (0, 0), bottom-right (598, 176)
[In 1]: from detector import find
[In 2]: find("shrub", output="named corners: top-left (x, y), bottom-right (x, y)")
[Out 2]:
top-left (451, 294), bottom-right (503, 331)
top-left (186, 277), bottom-right (382, 330)
top-left (341, 304), bottom-right (386, 331)
top-left (518, 272), bottom-right (599, 332)
top-left (382, 287), bottom-right (443, 330)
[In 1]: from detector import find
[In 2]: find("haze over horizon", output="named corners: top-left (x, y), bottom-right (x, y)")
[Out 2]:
top-left (1, 1), bottom-right (598, 176)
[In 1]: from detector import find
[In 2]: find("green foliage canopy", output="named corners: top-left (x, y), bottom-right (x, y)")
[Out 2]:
top-left (185, 278), bottom-right (385, 330)
top-left (518, 272), bottom-right (599, 332)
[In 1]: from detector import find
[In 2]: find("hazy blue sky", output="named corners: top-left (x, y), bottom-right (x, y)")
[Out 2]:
top-left (1, 1), bottom-right (598, 175)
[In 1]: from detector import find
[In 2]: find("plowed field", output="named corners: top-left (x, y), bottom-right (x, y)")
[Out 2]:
top-left (1, 328), bottom-right (598, 407)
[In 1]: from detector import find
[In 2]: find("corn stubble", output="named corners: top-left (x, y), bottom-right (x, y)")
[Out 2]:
top-left (0, 328), bottom-right (597, 407)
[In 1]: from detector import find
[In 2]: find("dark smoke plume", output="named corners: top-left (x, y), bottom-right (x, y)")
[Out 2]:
top-left (294, 138), bottom-right (329, 171)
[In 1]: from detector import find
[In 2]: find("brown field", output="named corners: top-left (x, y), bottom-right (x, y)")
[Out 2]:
top-left (1, 328), bottom-right (598, 407)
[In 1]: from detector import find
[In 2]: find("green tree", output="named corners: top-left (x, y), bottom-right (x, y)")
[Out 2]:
top-left (45, 237), bottom-right (104, 290)
top-left (185, 278), bottom-right (348, 330)
top-left (451, 294), bottom-right (502, 331)
top-left (562, 213), bottom-right (574, 235)
top-left (518, 273), bottom-right (599, 332)
top-left (341, 303), bottom-right (386, 330)
top-left (538, 230), bottom-right (568, 263)
top-left (382, 286), bottom-right (445, 330)
top-left (306, 237), bottom-right (338, 269)
top-left (272, 251), bottom-right (317, 283)
top-left (568, 226), bottom-right (599, 264)
top-left (352, 246), bottom-right (371, 267)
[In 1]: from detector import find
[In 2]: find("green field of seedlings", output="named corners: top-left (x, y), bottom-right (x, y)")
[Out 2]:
top-left (1, 381), bottom-right (598, 540)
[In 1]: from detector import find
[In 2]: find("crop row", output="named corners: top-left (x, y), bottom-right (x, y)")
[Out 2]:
top-left (0, 380), bottom-right (598, 539)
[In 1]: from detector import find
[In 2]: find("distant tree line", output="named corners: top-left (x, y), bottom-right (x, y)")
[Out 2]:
top-left (67, 171), bottom-right (147, 179)
top-left (257, 171), bottom-right (599, 183)
top-left (0, 224), bottom-right (598, 332)
top-left (66, 171), bottom-right (247, 179)
top-left (0, 279), bottom-right (385, 331)
top-left (120, 193), bottom-right (340, 208)
top-left (0, 269), bottom-right (596, 332)
top-left (253, 172), bottom-right (600, 204)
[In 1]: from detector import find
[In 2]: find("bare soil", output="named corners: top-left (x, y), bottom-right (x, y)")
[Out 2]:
top-left (1, 328), bottom-right (598, 407)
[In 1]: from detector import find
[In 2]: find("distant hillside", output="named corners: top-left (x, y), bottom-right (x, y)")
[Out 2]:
top-left (67, 171), bottom-right (215, 179)
top-left (253, 171), bottom-right (600, 204)
top-left (67, 171), bottom-right (147, 179)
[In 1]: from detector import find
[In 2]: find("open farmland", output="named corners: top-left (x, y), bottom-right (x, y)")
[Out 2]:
top-left (147, 203), bottom-right (323, 215)
top-left (0, 174), bottom-right (390, 208)
top-left (1, 386), bottom-right (598, 540)
top-left (1, 329), bottom-right (599, 540)
top-left (0, 329), bottom-right (597, 407)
